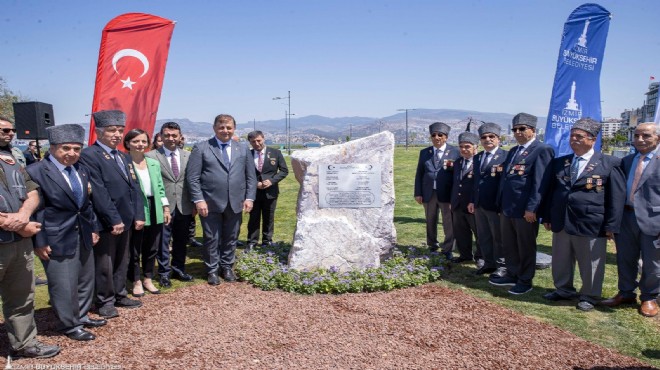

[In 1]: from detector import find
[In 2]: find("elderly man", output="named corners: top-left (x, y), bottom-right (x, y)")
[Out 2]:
top-left (187, 114), bottom-right (257, 285)
top-left (246, 130), bottom-right (288, 251)
top-left (28, 124), bottom-right (106, 340)
top-left (79, 110), bottom-right (145, 319)
top-left (414, 122), bottom-right (460, 258)
top-left (146, 122), bottom-right (195, 288)
top-left (468, 123), bottom-right (508, 276)
top-left (450, 131), bottom-right (481, 264)
top-left (0, 116), bottom-right (60, 358)
top-left (489, 113), bottom-right (554, 295)
top-left (541, 118), bottom-right (625, 311)
top-left (601, 122), bottom-right (660, 317)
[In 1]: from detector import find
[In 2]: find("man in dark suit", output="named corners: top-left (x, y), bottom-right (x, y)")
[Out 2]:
top-left (468, 122), bottom-right (508, 276)
top-left (79, 110), bottom-right (145, 319)
top-left (146, 122), bottom-right (195, 288)
top-left (246, 130), bottom-right (288, 251)
top-left (414, 122), bottom-right (460, 258)
top-left (450, 132), bottom-right (481, 264)
top-left (28, 124), bottom-right (107, 341)
top-left (489, 113), bottom-right (554, 295)
top-left (23, 141), bottom-right (41, 166)
top-left (186, 114), bottom-right (257, 285)
top-left (601, 122), bottom-right (660, 317)
top-left (541, 118), bottom-right (625, 311)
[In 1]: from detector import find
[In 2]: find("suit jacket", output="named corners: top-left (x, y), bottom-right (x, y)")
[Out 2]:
top-left (542, 152), bottom-right (625, 237)
top-left (497, 140), bottom-right (554, 218)
top-left (146, 147), bottom-right (193, 215)
top-left (23, 150), bottom-right (40, 166)
top-left (414, 144), bottom-right (460, 203)
top-left (79, 142), bottom-right (145, 230)
top-left (472, 147), bottom-right (508, 212)
top-left (450, 157), bottom-right (475, 211)
top-left (134, 157), bottom-right (168, 226)
top-left (622, 150), bottom-right (660, 236)
top-left (27, 159), bottom-right (100, 257)
top-left (186, 138), bottom-right (257, 213)
top-left (251, 146), bottom-right (288, 199)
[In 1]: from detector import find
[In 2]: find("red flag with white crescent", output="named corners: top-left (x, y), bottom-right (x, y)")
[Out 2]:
top-left (88, 13), bottom-right (175, 147)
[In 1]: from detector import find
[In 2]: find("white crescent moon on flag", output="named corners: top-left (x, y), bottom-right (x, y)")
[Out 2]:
top-left (112, 49), bottom-right (150, 77)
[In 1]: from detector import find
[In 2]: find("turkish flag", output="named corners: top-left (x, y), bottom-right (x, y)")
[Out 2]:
top-left (88, 13), bottom-right (175, 147)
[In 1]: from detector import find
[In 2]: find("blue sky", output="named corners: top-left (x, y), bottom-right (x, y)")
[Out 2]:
top-left (2, 0), bottom-right (658, 125)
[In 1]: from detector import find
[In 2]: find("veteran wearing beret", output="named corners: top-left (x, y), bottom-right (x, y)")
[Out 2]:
top-left (414, 122), bottom-right (461, 258)
top-left (540, 118), bottom-right (625, 311)
top-left (79, 110), bottom-right (145, 319)
top-left (490, 113), bottom-right (554, 295)
top-left (468, 123), bottom-right (508, 276)
top-left (27, 124), bottom-right (107, 340)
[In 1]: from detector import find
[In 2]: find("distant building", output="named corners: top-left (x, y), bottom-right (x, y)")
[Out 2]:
top-left (618, 81), bottom-right (659, 142)
top-left (601, 118), bottom-right (622, 138)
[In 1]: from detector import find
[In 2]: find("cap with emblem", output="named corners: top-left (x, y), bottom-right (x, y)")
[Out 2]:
top-left (92, 110), bottom-right (126, 128)
top-left (478, 122), bottom-right (502, 137)
top-left (429, 122), bottom-right (450, 135)
top-left (511, 112), bottom-right (537, 128)
top-left (572, 117), bottom-right (601, 137)
top-left (47, 124), bottom-right (86, 145)
top-left (458, 132), bottom-right (479, 145)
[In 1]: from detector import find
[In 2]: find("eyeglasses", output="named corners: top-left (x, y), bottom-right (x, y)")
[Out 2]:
top-left (511, 127), bottom-right (528, 133)
top-left (1, 128), bottom-right (17, 134)
top-left (431, 133), bottom-right (446, 138)
top-left (480, 134), bottom-right (497, 140)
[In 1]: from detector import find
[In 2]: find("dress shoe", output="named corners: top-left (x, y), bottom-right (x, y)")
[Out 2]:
top-left (640, 300), bottom-right (659, 317)
top-left (189, 238), bottom-right (203, 248)
top-left (208, 273), bottom-right (220, 286)
top-left (221, 268), bottom-right (237, 282)
top-left (474, 266), bottom-right (497, 275)
top-left (450, 256), bottom-right (472, 264)
top-left (159, 276), bottom-right (172, 288)
top-left (508, 283), bottom-right (532, 295)
top-left (66, 328), bottom-right (95, 341)
top-left (543, 291), bottom-right (571, 302)
top-left (488, 275), bottom-right (516, 287)
top-left (577, 300), bottom-right (595, 312)
top-left (10, 340), bottom-right (60, 359)
top-left (489, 266), bottom-right (507, 279)
top-left (262, 241), bottom-right (276, 247)
top-left (35, 275), bottom-right (48, 286)
top-left (97, 305), bottom-right (119, 319)
top-left (173, 272), bottom-right (194, 282)
top-left (144, 286), bottom-right (161, 294)
top-left (81, 318), bottom-right (107, 328)
top-left (600, 294), bottom-right (636, 307)
top-left (429, 245), bottom-right (439, 252)
top-left (132, 283), bottom-right (145, 297)
top-left (115, 297), bottom-right (143, 309)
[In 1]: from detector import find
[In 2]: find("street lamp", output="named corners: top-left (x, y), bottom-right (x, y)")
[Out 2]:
top-left (397, 108), bottom-right (417, 150)
top-left (273, 91), bottom-right (292, 154)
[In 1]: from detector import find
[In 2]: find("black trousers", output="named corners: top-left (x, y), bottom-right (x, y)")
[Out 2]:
top-left (129, 197), bottom-right (162, 281)
top-left (94, 227), bottom-right (132, 308)
top-left (247, 193), bottom-right (278, 245)
top-left (158, 207), bottom-right (193, 278)
top-left (500, 215), bottom-right (539, 286)
top-left (452, 207), bottom-right (481, 260)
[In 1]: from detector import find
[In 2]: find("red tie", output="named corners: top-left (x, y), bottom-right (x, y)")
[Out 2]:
top-left (257, 151), bottom-right (264, 172)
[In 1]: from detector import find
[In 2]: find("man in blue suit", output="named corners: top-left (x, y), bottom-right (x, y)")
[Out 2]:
top-left (601, 122), bottom-right (660, 317)
top-left (28, 124), bottom-right (107, 341)
top-left (468, 122), bottom-right (508, 276)
top-left (187, 114), bottom-right (257, 285)
top-left (541, 118), bottom-right (625, 311)
top-left (489, 113), bottom-right (554, 295)
top-left (79, 110), bottom-right (145, 319)
top-left (414, 122), bottom-right (460, 258)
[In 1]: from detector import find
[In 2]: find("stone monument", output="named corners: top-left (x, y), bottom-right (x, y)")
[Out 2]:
top-left (289, 131), bottom-right (396, 271)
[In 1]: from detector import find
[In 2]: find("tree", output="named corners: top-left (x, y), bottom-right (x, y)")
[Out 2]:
top-left (0, 77), bottom-right (26, 120)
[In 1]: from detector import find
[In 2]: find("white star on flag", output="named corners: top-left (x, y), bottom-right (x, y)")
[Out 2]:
top-left (120, 77), bottom-right (136, 89)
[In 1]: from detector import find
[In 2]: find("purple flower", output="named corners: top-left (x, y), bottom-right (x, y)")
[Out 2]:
top-left (329, 266), bottom-right (339, 273)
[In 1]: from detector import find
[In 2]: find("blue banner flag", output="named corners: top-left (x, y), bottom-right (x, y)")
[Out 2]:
top-left (545, 3), bottom-right (611, 156)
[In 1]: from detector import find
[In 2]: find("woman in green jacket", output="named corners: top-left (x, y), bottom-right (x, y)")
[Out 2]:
top-left (124, 129), bottom-right (171, 296)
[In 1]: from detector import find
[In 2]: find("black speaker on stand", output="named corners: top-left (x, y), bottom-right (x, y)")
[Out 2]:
top-left (12, 101), bottom-right (55, 160)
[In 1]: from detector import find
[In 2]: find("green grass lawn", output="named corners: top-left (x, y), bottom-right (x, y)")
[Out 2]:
top-left (30, 145), bottom-right (660, 366)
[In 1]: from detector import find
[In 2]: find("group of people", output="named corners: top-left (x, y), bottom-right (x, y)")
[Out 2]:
top-left (415, 113), bottom-right (660, 316)
top-left (0, 110), bottom-right (288, 359)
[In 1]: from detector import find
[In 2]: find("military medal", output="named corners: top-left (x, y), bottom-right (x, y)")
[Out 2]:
top-left (128, 164), bottom-right (137, 181)
top-left (586, 178), bottom-right (593, 190)
top-left (88, 182), bottom-right (92, 195)
top-left (491, 167), bottom-right (497, 177)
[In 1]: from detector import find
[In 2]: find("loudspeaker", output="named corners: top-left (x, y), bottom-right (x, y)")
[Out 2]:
top-left (12, 101), bottom-right (55, 140)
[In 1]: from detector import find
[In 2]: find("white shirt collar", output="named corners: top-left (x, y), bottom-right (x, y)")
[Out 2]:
top-left (96, 141), bottom-right (118, 155)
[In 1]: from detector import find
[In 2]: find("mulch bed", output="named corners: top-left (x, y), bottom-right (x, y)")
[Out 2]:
top-left (0, 283), bottom-right (654, 369)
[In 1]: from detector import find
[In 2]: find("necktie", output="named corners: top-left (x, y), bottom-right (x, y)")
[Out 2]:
top-left (434, 149), bottom-right (441, 167)
top-left (570, 157), bottom-right (582, 184)
top-left (630, 155), bottom-right (645, 203)
top-left (110, 149), bottom-right (128, 178)
top-left (481, 152), bottom-right (491, 172)
top-left (463, 160), bottom-right (471, 177)
top-left (170, 152), bottom-right (179, 178)
top-left (221, 143), bottom-right (230, 169)
top-left (257, 151), bottom-right (264, 172)
top-left (65, 166), bottom-right (84, 207)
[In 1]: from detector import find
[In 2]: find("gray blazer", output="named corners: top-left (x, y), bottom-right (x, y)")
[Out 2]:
top-left (186, 138), bottom-right (257, 214)
top-left (622, 151), bottom-right (660, 237)
top-left (146, 147), bottom-right (194, 215)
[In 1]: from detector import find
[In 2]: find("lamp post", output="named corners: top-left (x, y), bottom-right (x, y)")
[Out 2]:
top-left (397, 108), bottom-right (416, 150)
top-left (273, 90), bottom-right (292, 154)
